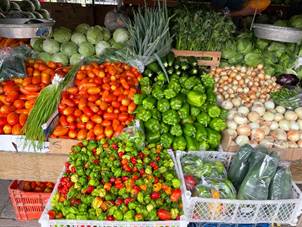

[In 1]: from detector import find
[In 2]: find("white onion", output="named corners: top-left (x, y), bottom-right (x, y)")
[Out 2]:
top-left (287, 130), bottom-right (300, 142)
top-left (238, 106), bottom-right (249, 116)
top-left (285, 111), bottom-right (298, 121)
top-left (231, 98), bottom-right (241, 107)
top-left (227, 120), bottom-right (237, 130)
top-left (227, 110), bottom-right (237, 120)
top-left (263, 112), bottom-right (275, 122)
top-left (276, 106), bottom-right (286, 114)
top-left (274, 113), bottom-right (284, 122)
top-left (298, 120), bottom-right (302, 130)
top-left (264, 100), bottom-right (275, 110)
top-left (226, 129), bottom-right (237, 138)
top-left (221, 100), bottom-right (233, 110)
top-left (260, 126), bottom-right (270, 136)
top-left (260, 138), bottom-right (273, 148)
top-left (235, 135), bottom-right (250, 146)
top-left (234, 114), bottom-right (248, 124)
top-left (274, 129), bottom-right (287, 141)
top-left (248, 112), bottom-right (260, 122)
top-left (295, 107), bottom-right (302, 119)
top-left (237, 124), bottom-right (251, 136)
top-left (251, 128), bottom-right (265, 142)
top-left (270, 121), bottom-right (279, 130)
top-left (251, 104), bottom-right (265, 116)
top-left (249, 122), bottom-right (260, 129)
top-left (290, 121), bottom-right (300, 130)
top-left (279, 119), bottom-right (290, 131)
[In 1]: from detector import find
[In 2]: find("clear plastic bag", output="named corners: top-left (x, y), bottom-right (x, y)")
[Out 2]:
top-left (192, 177), bottom-right (237, 199)
top-left (181, 154), bottom-right (227, 180)
top-left (228, 144), bottom-right (254, 189)
top-left (269, 162), bottom-right (293, 200)
top-left (238, 154), bottom-right (279, 200)
top-left (0, 45), bottom-right (32, 81)
top-left (117, 119), bottom-right (145, 150)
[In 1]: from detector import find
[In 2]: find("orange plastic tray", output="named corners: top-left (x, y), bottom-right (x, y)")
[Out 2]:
top-left (8, 180), bottom-right (51, 221)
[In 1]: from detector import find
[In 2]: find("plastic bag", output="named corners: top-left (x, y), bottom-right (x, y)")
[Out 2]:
top-left (192, 177), bottom-right (237, 199)
top-left (269, 162), bottom-right (293, 200)
top-left (181, 154), bottom-right (227, 180)
top-left (0, 45), bottom-right (32, 81)
top-left (117, 119), bottom-right (145, 150)
top-left (228, 144), bottom-right (254, 189)
top-left (238, 154), bottom-right (279, 200)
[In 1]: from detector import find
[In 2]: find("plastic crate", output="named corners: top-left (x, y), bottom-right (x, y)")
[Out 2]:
top-left (176, 151), bottom-right (302, 226)
top-left (188, 224), bottom-right (270, 227)
top-left (8, 180), bottom-right (51, 221)
top-left (39, 151), bottom-right (189, 227)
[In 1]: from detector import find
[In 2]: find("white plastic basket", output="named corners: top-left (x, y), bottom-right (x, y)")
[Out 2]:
top-left (39, 151), bottom-right (188, 227)
top-left (176, 151), bottom-right (302, 226)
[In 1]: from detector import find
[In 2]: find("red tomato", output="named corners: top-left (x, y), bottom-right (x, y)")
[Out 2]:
top-left (86, 130), bottom-right (95, 140)
top-left (7, 113), bottom-right (19, 126)
top-left (66, 115), bottom-right (75, 123)
top-left (121, 98), bottom-right (130, 106)
top-left (157, 209), bottom-right (171, 220)
top-left (62, 107), bottom-right (74, 116)
top-left (19, 114), bottom-right (27, 126)
top-left (76, 122), bottom-right (85, 129)
top-left (67, 87), bottom-right (78, 95)
top-left (88, 103), bottom-right (99, 113)
top-left (103, 113), bottom-right (116, 121)
top-left (86, 121), bottom-right (95, 130)
top-left (3, 124), bottom-right (12, 134)
top-left (93, 124), bottom-right (103, 136)
top-left (104, 126), bottom-right (113, 138)
top-left (91, 115), bottom-right (102, 124)
top-left (0, 117), bottom-right (7, 126)
top-left (68, 130), bottom-right (77, 139)
top-left (128, 102), bottom-right (136, 114)
top-left (59, 116), bottom-right (69, 127)
top-left (83, 107), bottom-right (93, 117)
top-left (118, 113), bottom-right (128, 122)
top-left (31, 76), bottom-right (41, 85)
top-left (101, 120), bottom-right (111, 127)
top-left (13, 100), bottom-right (25, 109)
top-left (41, 72), bottom-right (51, 84)
top-left (12, 124), bottom-right (22, 135)
top-left (88, 95), bottom-right (99, 102)
top-left (77, 129), bottom-right (87, 140)
top-left (0, 105), bottom-right (11, 114)
top-left (81, 115), bottom-right (89, 123)
top-left (74, 109), bottom-right (82, 117)
top-left (52, 126), bottom-right (69, 137)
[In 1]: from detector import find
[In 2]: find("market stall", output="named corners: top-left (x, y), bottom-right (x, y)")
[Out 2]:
top-left (0, 0), bottom-right (302, 226)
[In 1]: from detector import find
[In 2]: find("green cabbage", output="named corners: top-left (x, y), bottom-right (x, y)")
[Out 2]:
top-left (71, 32), bottom-right (87, 45)
top-left (228, 53), bottom-right (243, 65)
top-left (75, 23), bottom-right (90, 34)
top-left (237, 38), bottom-right (253, 54)
top-left (113, 28), bottom-right (129, 44)
top-left (52, 53), bottom-right (69, 65)
top-left (30, 37), bottom-right (44, 52)
top-left (244, 52), bottom-right (262, 67)
top-left (265, 66), bottom-right (275, 76)
top-left (38, 52), bottom-right (51, 63)
top-left (42, 39), bottom-right (60, 54)
top-left (79, 42), bottom-right (95, 57)
top-left (61, 41), bottom-right (78, 57)
top-left (86, 27), bottom-right (103, 44)
top-left (70, 53), bottom-right (82, 65)
top-left (95, 41), bottom-right (111, 56)
top-left (102, 28), bottom-right (111, 41)
top-left (264, 52), bottom-right (278, 65)
top-left (289, 15), bottom-right (302, 29)
top-left (53, 27), bottom-right (72, 43)
top-left (256, 39), bottom-right (269, 50)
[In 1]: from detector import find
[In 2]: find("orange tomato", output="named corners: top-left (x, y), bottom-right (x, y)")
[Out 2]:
top-left (68, 129), bottom-right (77, 139)
top-left (77, 129), bottom-right (87, 140)
top-left (0, 105), bottom-right (11, 114)
top-left (86, 121), bottom-right (95, 130)
top-left (52, 126), bottom-right (69, 137)
top-left (104, 126), bottom-right (113, 138)
top-left (66, 115), bottom-right (75, 123)
top-left (59, 116), bottom-right (69, 127)
top-left (19, 114), bottom-right (27, 126)
top-left (86, 130), bottom-right (95, 140)
top-left (23, 84), bottom-right (40, 92)
top-left (31, 76), bottom-right (41, 85)
top-left (74, 109), bottom-right (82, 117)
top-left (3, 124), bottom-right (12, 134)
top-left (41, 72), bottom-right (51, 84)
top-left (13, 100), bottom-right (25, 109)
top-left (81, 115), bottom-right (89, 123)
top-left (12, 124), bottom-right (22, 135)
top-left (67, 87), bottom-right (78, 95)
top-left (62, 107), bottom-right (74, 116)
top-left (93, 124), bottom-right (103, 136)
top-left (87, 87), bottom-right (100, 95)
top-left (25, 100), bottom-right (35, 109)
top-left (91, 115), bottom-right (102, 124)
top-left (7, 112), bottom-right (19, 125)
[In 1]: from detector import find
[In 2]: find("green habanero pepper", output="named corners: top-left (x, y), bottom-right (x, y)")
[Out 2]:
top-left (195, 123), bottom-right (208, 142)
top-left (142, 96), bottom-right (156, 110)
top-left (187, 91), bottom-right (206, 107)
top-left (136, 108), bottom-right (152, 122)
top-left (173, 136), bottom-right (187, 151)
top-left (170, 124), bottom-right (182, 136)
top-left (160, 133), bottom-right (174, 148)
top-left (145, 118), bottom-right (160, 132)
top-left (178, 103), bottom-right (190, 119)
top-left (152, 86), bottom-right (165, 100)
top-left (208, 105), bottom-right (221, 118)
top-left (186, 136), bottom-right (198, 151)
top-left (124, 210), bottom-right (135, 221)
top-left (157, 99), bottom-right (170, 112)
top-left (162, 110), bottom-right (180, 125)
top-left (183, 123), bottom-right (196, 138)
top-left (210, 118), bottom-right (227, 132)
top-left (190, 106), bottom-right (201, 117)
top-left (196, 112), bottom-right (211, 126)
top-left (170, 95), bottom-right (185, 110)
top-left (160, 123), bottom-right (170, 134)
top-left (113, 209), bottom-right (123, 221)
top-left (164, 88), bottom-right (177, 99)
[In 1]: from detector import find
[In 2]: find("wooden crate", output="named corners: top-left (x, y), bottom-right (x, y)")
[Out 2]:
top-left (221, 131), bottom-right (302, 161)
top-left (172, 49), bottom-right (221, 68)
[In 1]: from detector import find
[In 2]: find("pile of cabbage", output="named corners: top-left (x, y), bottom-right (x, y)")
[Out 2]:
top-left (221, 33), bottom-right (300, 76)
top-left (30, 24), bottom-right (130, 65)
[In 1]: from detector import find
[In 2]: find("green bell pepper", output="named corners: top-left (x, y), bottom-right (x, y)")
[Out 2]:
top-left (196, 112), bottom-right (211, 126)
top-left (141, 85), bottom-right (152, 95)
top-left (183, 123), bottom-right (196, 138)
top-left (210, 118), bottom-right (227, 132)
top-left (186, 136), bottom-right (198, 151)
top-left (168, 79), bottom-right (181, 93)
top-left (170, 95), bottom-right (184, 110)
top-left (170, 124), bottom-right (182, 136)
top-left (142, 96), bottom-right (156, 110)
top-left (208, 105), bottom-right (221, 118)
top-left (157, 99), bottom-right (170, 112)
top-left (145, 118), bottom-right (160, 132)
top-left (207, 128), bottom-right (222, 149)
top-left (124, 210), bottom-right (135, 221)
top-left (178, 103), bottom-right (190, 119)
top-left (198, 140), bottom-right (210, 150)
top-left (162, 110), bottom-right (180, 125)
top-left (160, 133), bottom-right (174, 148)
top-left (160, 123), bottom-right (170, 134)
top-left (193, 83), bottom-right (205, 93)
top-left (195, 123), bottom-right (208, 142)
top-left (140, 77), bottom-right (151, 87)
top-left (191, 106), bottom-right (201, 117)
top-left (136, 107), bottom-right (152, 122)
top-left (152, 86), bottom-right (165, 100)
top-left (151, 109), bottom-right (161, 120)
top-left (187, 91), bottom-right (206, 107)
top-left (146, 131), bottom-right (160, 143)
top-left (173, 136), bottom-right (187, 151)
top-left (164, 88), bottom-right (177, 99)
top-left (134, 94), bottom-right (144, 105)
top-left (113, 209), bottom-right (123, 221)
top-left (201, 73), bottom-right (215, 89)
top-left (206, 90), bottom-right (217, 105)
top-left (183, 77), bottom-right (199, 90)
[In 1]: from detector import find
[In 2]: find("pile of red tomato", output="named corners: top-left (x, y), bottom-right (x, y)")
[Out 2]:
top-left (51, 62), bottom-right (142, 140)
top-left (0, 60), bottom-right (69, 135)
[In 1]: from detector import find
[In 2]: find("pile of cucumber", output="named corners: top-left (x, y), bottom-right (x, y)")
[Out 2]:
top-left (0, 0), bottom-right (51, 19)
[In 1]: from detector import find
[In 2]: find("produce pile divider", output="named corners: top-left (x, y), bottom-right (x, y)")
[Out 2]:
top-left (172, 49), bottom-right (221, 68)
top-left (221, 131), bottom-right (302, 161)
top-left (39, 150), bottom-right (189, 227)
top-left (176, 151), bottom-right (302, 225)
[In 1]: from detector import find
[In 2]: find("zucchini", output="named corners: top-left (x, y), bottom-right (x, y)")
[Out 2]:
top-left (166, 52), bottom-right (175, 67)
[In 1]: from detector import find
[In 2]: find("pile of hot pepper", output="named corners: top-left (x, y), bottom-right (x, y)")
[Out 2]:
top-left (48, 139), bottom-right (182, 221)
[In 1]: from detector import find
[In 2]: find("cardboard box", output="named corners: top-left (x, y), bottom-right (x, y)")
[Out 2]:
top-left (48, 138), bottom-right (78, 154)
top-left (221, 131), bottom-right (302, 161)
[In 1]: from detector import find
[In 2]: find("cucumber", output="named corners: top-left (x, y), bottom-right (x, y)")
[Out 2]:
top-left (0, 0), bottom-right (10, 12)
top-left (37, 9), bottom-right (51, 19)
top-left (33, 11), bottom-right (43, 19)
top-left (9, 2), bottom-right (21, 11)
top-left (18, 0), bottom-right (35, 12)
top-left (30, 0), bottom-right (41, 10)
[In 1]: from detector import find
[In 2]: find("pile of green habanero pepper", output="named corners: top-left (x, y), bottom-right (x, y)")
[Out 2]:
top-left (135, 52), bottom-right (227, 151)
top-left (48, 139), bottom-right (182, 221)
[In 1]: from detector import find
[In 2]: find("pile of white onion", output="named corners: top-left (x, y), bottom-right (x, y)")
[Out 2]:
top-left (210, 65), bottom-right (281, 107)
top-left (223, 99), bottom-right (302, 149)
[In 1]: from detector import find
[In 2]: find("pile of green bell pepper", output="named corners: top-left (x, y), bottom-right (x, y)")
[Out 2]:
top-left (136, 53), bottom-right (226, 151)
top-left (48, 140), bottom-right (183, 221)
